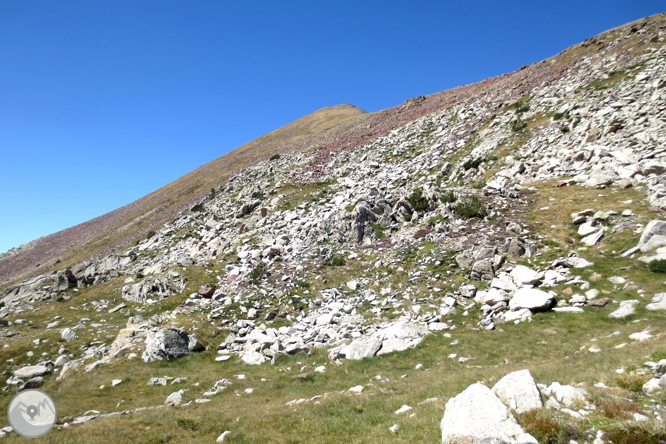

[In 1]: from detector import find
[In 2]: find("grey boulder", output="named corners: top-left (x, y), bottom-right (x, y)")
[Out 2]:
top-left (142, 327), bottom-right (203, 362)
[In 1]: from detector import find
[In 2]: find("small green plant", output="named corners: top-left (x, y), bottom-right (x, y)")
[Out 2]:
top-left (146, 230), bottom-right (156, 239)
top-left (135, 272), bottom-right (145, 280)
top-left (176, 418), bottom-right (199, 431)
top-left (191, 203), bottom-right (204, 212)
top-left (427, 214), bottom-right (446, 226)
top-left (560, 126), bottom-right (570, 134)
top-left (553, 112), bottom-right (565, 120)
top-left (440, 190), bottom-right (456, 203)
top-left (209, 187), bottom-right (216, 198)
top-left (345, 204), bottom-right (356, 212)
top-left (463, 157), bottom-right (484, 170)
top-left (649, 259), bottom-right (666, 273)
top-left (249, 262), bottom-right (269, 285)
top-left (453, 196), bottom-right (487, 219)
top-left (331, 257), bottom-right (346, 267)
top-left (370, 223), bottom-right (386, 239)
top-left (471, 180), bottom-right (486, 189)
top-left (270, 154), bottom-right (281, 160)
top-left (409, 187), bottom-right (429, 212)
top-left (295, 280), bottom-right (310, 289)
top-left (403, 213), bottom-right (413, 222)
top-left (511, 119), bottom-right (527, 132)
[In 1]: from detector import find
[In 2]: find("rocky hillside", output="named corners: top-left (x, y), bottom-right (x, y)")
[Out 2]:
top-left (1, 13), bottom-right (666, 444)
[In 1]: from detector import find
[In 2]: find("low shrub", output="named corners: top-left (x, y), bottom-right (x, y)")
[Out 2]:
top-left (511, 119), bottom-right (527, 132)
top-left (249, 262), bottom-right (269, 285)
top-left (453, 196), bottom-right (487, 219)
top-left (409, 187), bottom-right (429, 212)
top-left (331, 257), bottom-right (346, 266)
top-left (370, 223), bottom-right (386, 239)
top-left (146, 230), bottom-right (156, 239)
top-left (270, 154), bottom-right (280, 160)
top-left (440, 190), bottom-right (456, 203)
top-left (649, 259), bottom-right (666, 273)
top-left (463, 157), bottom-right (484, 170)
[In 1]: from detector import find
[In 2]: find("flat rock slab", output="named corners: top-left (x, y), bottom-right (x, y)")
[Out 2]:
top-left (609, 300), bottom-right (639, 318)
top-left (336, 321), bottom-right (428, 360)
top-left (14, 364), bottom-right (51, 379)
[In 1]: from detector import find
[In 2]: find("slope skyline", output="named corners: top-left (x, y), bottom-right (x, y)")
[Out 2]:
top-left (1, 1), bottom-right (664, 254)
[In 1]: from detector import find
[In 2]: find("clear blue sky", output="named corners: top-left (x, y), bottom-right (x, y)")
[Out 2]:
top-left (1, 1), bottom-right (663, 254)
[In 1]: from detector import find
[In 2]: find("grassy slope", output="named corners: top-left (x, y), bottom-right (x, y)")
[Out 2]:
top-left (0, 104), bottom-right (370, 289)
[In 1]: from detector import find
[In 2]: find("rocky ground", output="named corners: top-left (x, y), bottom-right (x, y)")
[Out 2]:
top-left (1, 12), bottom-right (666, 444)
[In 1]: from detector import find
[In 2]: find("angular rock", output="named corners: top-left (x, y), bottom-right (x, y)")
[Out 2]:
top-left (646, 293), bottom-right (666, 311)
top-left (338, 336), bottom-right (383, 360)
top-left (492, 369), bottom-right (543, 414)
top-left (510, 265), bottom-right (541, 287)
top-left (60, 327), bottom-right (79, 342)
top-left (334, 321), bottom-right (427, 360)
top-left (165, 389), bottom-right (186, 406)
top-left (197, 285), bottom-right (216, 298)
top-left (441, 383), bottom-right (537, 444)
top-left (639, 220), bottom-right (666, 251)
top-left (471, 259), bottom-right (495, 281)
top-left (143, 327), bottom-right (199, 362)
top-left (581, 229), bottom-right (604, 246)
top-left (14, 364), bottom-right (51, 379)
top-left (509, 288), bottom-right (554, 312)
top-left (609, 300), bottom-right (639, 319)
top-left (545, 382), bottom-right (587, 408)
top-left (240, 351), bottom-right (267, 365)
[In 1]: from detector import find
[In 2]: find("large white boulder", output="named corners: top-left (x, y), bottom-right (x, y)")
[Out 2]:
top-left (639, 220), bottom-right (666, 252)
top-left (338, 336), bottom-right (383, 360)
top-left (492, 369), bottom-right (543, 414)
top-left (510, 266), bottom-right (541, 287)
top-left (509, 288), bottom-right (554, 312)
top-left (441, 383), bottom-right (537, 444)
